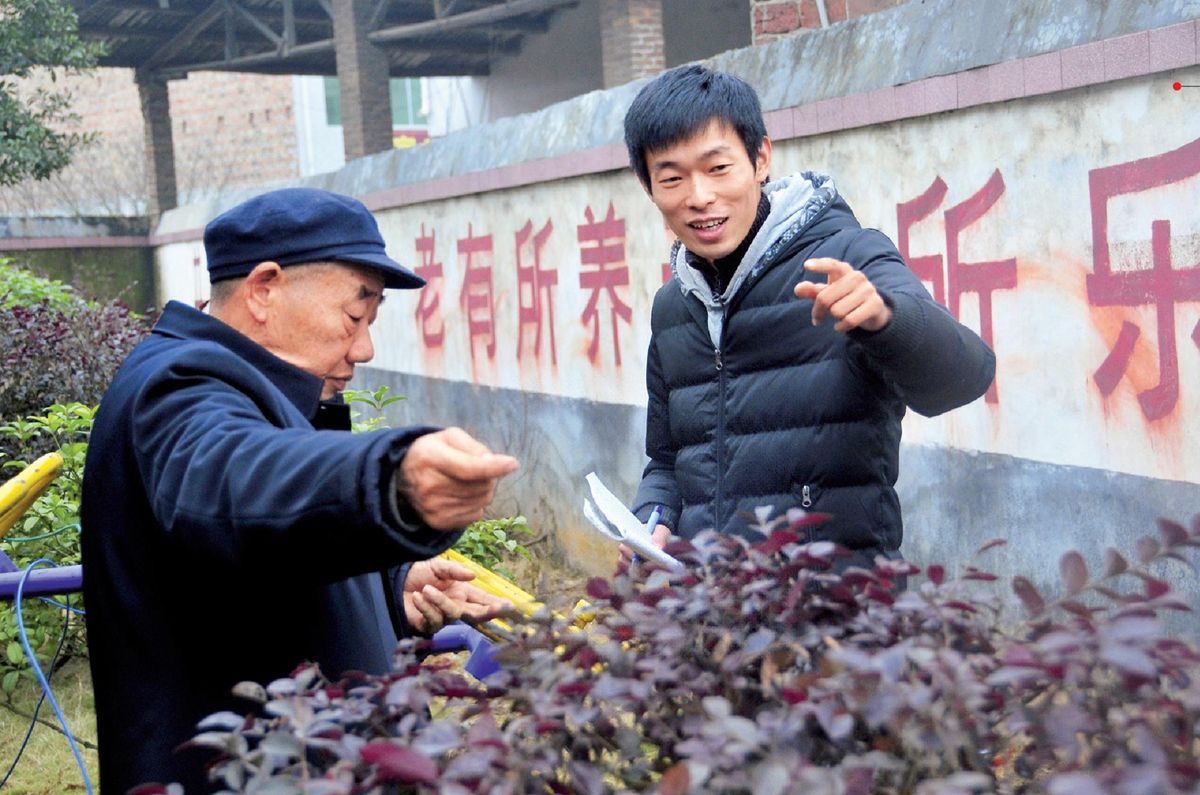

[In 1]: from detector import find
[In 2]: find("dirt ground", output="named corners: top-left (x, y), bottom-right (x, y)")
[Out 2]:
top-left (504, 538), bottom-right (594, 609)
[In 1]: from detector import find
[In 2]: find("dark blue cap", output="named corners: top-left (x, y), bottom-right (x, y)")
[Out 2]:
top-left (203, 188), bottom-right (424, 289)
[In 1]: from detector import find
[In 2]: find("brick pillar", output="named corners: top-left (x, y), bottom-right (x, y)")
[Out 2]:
top-left (331, 0), bottom-right (393, 160)
top-left (136, 71), bottom-right (177, 224)
top-left (600, 0), bottom-right (665, 89)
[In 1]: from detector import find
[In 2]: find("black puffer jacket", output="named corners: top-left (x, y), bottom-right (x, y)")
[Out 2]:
top-left (632, 172), bottom-right (995, 558)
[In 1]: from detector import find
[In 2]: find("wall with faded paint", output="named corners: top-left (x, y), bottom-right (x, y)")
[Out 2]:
top-left (152, 0), bottom-right (1200, 622)
top-left (775, 77), bottom-right (1200, 485)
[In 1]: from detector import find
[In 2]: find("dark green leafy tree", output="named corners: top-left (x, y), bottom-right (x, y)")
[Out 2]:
top-left (0, 0), bottom-right (104, 186)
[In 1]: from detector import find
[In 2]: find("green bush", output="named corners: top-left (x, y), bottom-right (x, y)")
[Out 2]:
top-left (0, 258), bottom-right (79, 312)
top-left (0, 403), bottom-right (93, 694)
top-left (0, 264), bottom-right (124, 692)
top-left (0, 0), bottom-right (107, 681)
top-left (343, 384), bottom-right (406, 434)
top-left (456, 515), bottom-right (534, 578)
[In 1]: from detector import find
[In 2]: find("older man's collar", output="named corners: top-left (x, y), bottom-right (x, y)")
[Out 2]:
top-left (154, 301), bottom-right (326, 419)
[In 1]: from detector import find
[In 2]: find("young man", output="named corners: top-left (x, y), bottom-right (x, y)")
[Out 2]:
top-left (82, 188), bottom-right (518, 792)
top-left (623, 66), bottom-right (995, 569)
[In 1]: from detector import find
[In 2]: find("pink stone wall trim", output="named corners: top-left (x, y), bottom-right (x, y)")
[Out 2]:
top-left (151, 228), bottom-right (205, 245)
top-left (763, 107), bottom-right (795, 139)
top-left (17, 21), bottom-right (1189, 253)
top-left (360, 143), bottom-right (629, 212)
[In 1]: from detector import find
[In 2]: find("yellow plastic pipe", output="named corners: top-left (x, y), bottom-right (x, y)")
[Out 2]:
top-left (439, 548), bottom-right (542, 615)
top-left (0, 452), bottom-right (64, 539)
top-left (437, 548), bottom-right (595, 643)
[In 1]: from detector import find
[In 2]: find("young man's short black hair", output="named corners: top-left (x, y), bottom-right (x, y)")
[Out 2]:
top-left (623, 65), bottom-right (767, 189)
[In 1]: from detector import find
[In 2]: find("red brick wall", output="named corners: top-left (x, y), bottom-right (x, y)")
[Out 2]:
top-left (752, 0), bottom-right (908, 43)
top-left (168, 70), bottom-right (298, 200)
top-left (0, 67), bottom-right (298, 215)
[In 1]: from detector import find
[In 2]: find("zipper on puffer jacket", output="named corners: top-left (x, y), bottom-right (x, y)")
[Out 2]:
top-left (791, 482), bottom-right (818, 542)
top-left (714, 292), bottom-right (727, 531)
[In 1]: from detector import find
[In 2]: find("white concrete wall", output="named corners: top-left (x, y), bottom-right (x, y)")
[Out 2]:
top-left (292, 76), bottom-right (346, 177)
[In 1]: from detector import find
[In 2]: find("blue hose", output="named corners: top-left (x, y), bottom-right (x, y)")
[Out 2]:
top-left (14, 558), bottom-right (93, 794)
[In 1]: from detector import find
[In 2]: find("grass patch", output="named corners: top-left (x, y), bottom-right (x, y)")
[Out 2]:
top-left (0, 657), bottom-right (98, 794)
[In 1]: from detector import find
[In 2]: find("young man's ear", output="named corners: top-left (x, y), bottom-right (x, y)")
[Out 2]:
top-left (755, 136), bottom-right (773, 184)
top-left (243, 261), bottom-right (284, 323)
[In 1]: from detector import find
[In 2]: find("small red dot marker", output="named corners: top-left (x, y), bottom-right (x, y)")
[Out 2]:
top-left (1174, 82), bottom-right (1183, 91)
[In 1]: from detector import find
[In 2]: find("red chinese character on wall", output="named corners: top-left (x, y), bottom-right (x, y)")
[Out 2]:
top-left (896, 177), bottom-right (948, 303)
top-left (413, 224), bottom-right (444, 348)
top-left (897, 169), bottom-right (1017, 403)
top-left (516, 218), bottom-right (557, 364)
top-left (1087, 138), bottom-right (1200, 421)
top-left (577, 203), bottom-right (633, 366)
top-left (458, 223), bottom-right (496, 361)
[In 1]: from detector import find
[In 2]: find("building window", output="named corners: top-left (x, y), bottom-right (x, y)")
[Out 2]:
top-left (324, 76), bottom-right (341, 125)
top-left (323, 77), bottom-right (428, 130)
top-left (390, 78), bottom-right (428, 127)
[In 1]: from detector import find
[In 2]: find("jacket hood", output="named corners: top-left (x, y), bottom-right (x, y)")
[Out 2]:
top-left (671, 171), bottom-right (857, 346)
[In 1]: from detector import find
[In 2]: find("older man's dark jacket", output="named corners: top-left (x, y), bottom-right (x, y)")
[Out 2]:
top-left (82, 301), bottom-right (453, 794)
top-left (631, 173), bottom-right (996, 561)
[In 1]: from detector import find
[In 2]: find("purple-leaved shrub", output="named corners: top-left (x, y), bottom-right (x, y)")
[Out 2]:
top-left (0, 296), bottom-right (152, 462)
top-left (173, 514), bottom-right (1200, 795)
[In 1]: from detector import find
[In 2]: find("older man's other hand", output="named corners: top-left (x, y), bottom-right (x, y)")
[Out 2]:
top-left (403, 557), bottom-right (512, 635)
top-left (397, 427), bottom-right (519, 531)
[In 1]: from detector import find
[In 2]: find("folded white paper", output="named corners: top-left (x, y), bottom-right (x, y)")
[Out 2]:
top-left (582, 472), bottom-right (682, 570)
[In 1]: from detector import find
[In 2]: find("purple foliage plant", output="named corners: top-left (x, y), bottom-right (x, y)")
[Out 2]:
top-left (177, 513), bottom-right (1200, 795)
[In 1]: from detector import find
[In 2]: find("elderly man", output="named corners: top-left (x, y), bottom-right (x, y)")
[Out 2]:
top-left (81, 188), bottom-right (518, 792)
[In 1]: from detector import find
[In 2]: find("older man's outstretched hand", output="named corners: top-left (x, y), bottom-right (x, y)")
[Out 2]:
top-left (397, 427), bottom-right (519, 530)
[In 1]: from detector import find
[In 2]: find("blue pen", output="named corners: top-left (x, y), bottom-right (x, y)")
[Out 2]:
top-left (633, 505), bottom-right (663, 564)
top-left (645, 505), bottom-right (663, 534)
